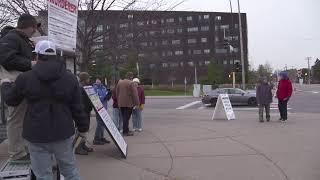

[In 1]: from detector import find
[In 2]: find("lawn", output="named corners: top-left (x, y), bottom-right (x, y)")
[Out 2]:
top-left (145, 89), bottom-right (193, 96)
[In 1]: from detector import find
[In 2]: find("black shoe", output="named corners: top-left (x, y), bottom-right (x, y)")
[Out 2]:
top-left (266, 119), bottom-right (270, 122)
top-left (93, 139), bottom-right (106, 145)
top-left (123, 131), bottom-right (134, 136)
top-left (83, 144), bottom-right (94, 152)
top-left (75, 146), bottom-right (88, 155)
top-left (101, 138), bottom-right (111, 144)
top-left (279, 118), bottom-right (283, 121)
top-left (259, 120), bottom-right (264, 123)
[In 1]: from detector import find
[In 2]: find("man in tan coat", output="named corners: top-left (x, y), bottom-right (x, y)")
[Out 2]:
top-left (116, 72), bottom-right (140, 136)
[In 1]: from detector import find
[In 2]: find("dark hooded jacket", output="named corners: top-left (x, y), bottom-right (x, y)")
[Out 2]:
top-left (256, 81), bottom-right (273, 105)
top-left (2, 57), bottom-right (89, 143)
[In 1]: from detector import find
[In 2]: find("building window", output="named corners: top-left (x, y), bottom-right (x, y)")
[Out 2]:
top-left (204, 14), bottom-right (210, 19)
top-left (175, 50), bottom-right (183, 55)
top-left (233, 48), bottom-right (239, 53)
top-left (198, 15), bottom-right (202, 20)
top-left (126, 33), bottom-right (133, 38)
top-left (179, 17), bottom-right (183, 22)
top-left (128, 14), bottom-right (134, 19)
top-left (140, 42), bottom-right (148, 47)
top-left (215, 48), bottom-right (228, 54)
top-left (172, 40), bottom-right (181, 45)
top-left (137, 21), bottom-right (144, 26)
top-left (151, 20), bottom-right (157, 24)
top-left (162, 40), bottom-right (168, 45)
top-left (149, 64), bottom-right (155, 69)
top-left (168, 51), bottom-right (173, 56)
top-left (162, 51), bottom-right (166, 57)
top-left (215, 16), bottom-right (222, 21)
top-left (234, 60), bottom-right (241, 64)
top-left (188, 61), bottom-right (194, 67)
top-left (230, 60), bottom-right (234, 64)
top-left (187, 39), bottom-right (197, 44)
top-left (170, 63), bottom-right (179, 67)
top-left (120, 23), bottom-right (128, 28)
top-left (177, 28), bottom-right (183, 33)
top-left (117, 34), bottom-right (123, 38)
top-left (220, 25), bottom-right (229, 29)
top-left (235, 24), bottom-right (239, 28)
top-left (161, 29), bottom-right (166, 34)
top-left (199, 61), bottom-right (203, 66)
top-left (154, 42), bottom-right (158, 46)
top-left (204, 49), bottom-right (211, 54)
top-left (233, 36), bottom-right (239, 41)
top-left (187, 16), bottom-right (193, 21)
top-left (138, 53), bottom-right (145, 57)
top-left (223, 60), bottom-right (228, 65)
top-left (167, 29), bottom-right (175, 34)
top-left (161, 19), bottom-right (164, 24)
top-left (162, 63), bottom-right (168, 68)
top-left (215, 37), bottom-right (219, 42)
top-left (149, 31), bottom-right (156, 36)
top-left (205, 61), bottom-right (210, 65)
top-left (106, 25), bottom-right (110, 30)
top-left (201, 26), bottom-right (209, 31)
top-left (193, 50), bottom-right (202, 54)
top-left (166, 18), bottom-right (174, 23)
top-left (201, 38), bottom-right (208, 43)
top-left (96, 25), bottom-right (103, 32)
top-left (187, 27), bottom-right (198, 32)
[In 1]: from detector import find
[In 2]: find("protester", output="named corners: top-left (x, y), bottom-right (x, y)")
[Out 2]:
top-left (93, 78), bottom-right (111, 145)
top-left (0, 14), bottom-right (38, 163)
top-left (0, 26), bottom-right (15, 38)
top-left (276, 72), bottom-right (293, 122)
top-left (1, 40), bottom-right (88, 179)
top-left (256, 76), bottom-right (273, 122)
top-left (132, 78), bottom-right (145, 132)
top-left (75, 72), bottom-right (94, 155)
top-left (116, 72), bottom-right (140, 136)
top-left (112, 84), bottom-right (123, 132)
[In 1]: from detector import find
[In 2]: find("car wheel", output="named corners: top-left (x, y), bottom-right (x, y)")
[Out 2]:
top-left (248, 98), bottom-right (257, 106)
top-left (210, 98), bottom-right (217, 107)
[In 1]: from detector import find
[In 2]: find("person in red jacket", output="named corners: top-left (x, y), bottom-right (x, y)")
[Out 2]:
top-left (132, 78), bottom-right (145, 132)
top-left (276, 72), bottom-right (293, 122)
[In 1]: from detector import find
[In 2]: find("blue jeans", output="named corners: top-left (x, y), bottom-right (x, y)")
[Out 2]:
top-left (113, 108), bottom-right (122, 131)
top-left (132, 109), bottom-right (143, 129)
top-left (94, 113), bottom-right (105, 140)
top-left (27, 137), bottom-right (80, 180)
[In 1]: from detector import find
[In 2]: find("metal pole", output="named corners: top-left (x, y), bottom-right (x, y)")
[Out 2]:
top-left (307, 57), bottom-right (311, 84)
top-left (237, 0), bottom-right (246, 89)
top-left (194, 65), bottom-right (198, 84)
top-left (233, 72), bottom-right (236, 88)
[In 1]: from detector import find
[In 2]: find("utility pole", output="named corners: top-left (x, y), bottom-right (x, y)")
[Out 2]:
top-left (306, 57), bottom-right (312, 85)
top-left (237, 0), bottom-right (246, 89)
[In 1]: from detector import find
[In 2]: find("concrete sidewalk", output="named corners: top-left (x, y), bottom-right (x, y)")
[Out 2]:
top-left (0, 109), bottom-right (320, 180)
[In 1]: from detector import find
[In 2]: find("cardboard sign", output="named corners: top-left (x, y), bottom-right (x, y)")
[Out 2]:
top-left (84, 86), bottom-right (127, 158)
top-left (47, 0), bottom-right (78, 52)
top-left (212, 94), bottom-right (236, 120)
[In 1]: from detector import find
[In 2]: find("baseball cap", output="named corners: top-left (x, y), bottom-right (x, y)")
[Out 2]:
top-left (133, 78), bottom-right (140, 84)
top-left (33, 40), bottom-right (57, 55)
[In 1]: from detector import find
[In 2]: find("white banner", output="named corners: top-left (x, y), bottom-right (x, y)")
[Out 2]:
top-left (47, 0), bottom-right (78, 52)
top-left (84, 86), bottom-right (127, 158)
top-left (212, 94), bottom-right (236, 121)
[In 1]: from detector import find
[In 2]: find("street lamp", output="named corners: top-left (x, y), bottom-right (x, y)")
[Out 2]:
top-left (228, 0), bottom-right (246, 89)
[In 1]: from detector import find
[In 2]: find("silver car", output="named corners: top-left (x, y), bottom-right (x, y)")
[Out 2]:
top-left (202, 88), bottom-right (257, 106)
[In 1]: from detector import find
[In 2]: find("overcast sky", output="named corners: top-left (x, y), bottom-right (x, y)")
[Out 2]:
top-left (174, 0), bottom-right (320, 70)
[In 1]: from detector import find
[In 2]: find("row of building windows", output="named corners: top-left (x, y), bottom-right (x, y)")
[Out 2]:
top-left (149, 59), bottom-right (240, 69)
top-left (126, 14), bottom-right (211, 23)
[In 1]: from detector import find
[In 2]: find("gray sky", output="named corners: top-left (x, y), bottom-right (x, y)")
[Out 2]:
top-left (175, 0), bottom-right (320, 70)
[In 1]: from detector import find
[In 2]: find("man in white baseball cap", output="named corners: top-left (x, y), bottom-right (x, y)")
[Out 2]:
top-left (2, 39), bottom-right (88, 179)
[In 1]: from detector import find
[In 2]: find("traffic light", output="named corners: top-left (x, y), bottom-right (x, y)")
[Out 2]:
top-left (234, 62), bottom-right (241, 72)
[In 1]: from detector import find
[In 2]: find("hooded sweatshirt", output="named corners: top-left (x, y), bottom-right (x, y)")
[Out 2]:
top-left (256, 81), bottom-right (273, 105)
top-left (2, 57), bottom-right (89, 143)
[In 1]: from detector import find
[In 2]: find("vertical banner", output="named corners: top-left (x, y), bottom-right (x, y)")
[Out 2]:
top-left (47, 0), bottom-right (78, 52)
top-left (84, 86), bottom-right (128, 158)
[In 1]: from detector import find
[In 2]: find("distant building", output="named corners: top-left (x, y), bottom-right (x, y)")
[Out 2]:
top-left (39, 10), bottom-right (248, 84)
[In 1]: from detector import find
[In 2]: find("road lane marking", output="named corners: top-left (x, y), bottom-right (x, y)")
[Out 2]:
top-left (198, 106), bottom-right (206, 110)
top-left (176, 101), bottom-right (201, 110)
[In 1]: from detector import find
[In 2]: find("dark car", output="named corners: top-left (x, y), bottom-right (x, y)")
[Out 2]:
top-left (202, 88), bottom-right (257, 106)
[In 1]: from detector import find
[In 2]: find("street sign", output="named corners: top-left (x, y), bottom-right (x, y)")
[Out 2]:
top-left (84, 86), bottom-right (127, 158)
top-left (47, 0), bottom-right (78, 52)
top-left (212, 94), bottom-right (236, 120)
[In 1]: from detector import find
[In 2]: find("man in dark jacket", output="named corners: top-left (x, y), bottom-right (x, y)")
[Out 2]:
top-left (0, 14), bottom-right (38, 162)
top-left (276, 72), bottom-right (293, 122)
top-left (256, 76), bottom-right (273, 122)
top-left (75, 72), bottom-right (94, 155)
top-left (1, 40), bottom-right (88, 179)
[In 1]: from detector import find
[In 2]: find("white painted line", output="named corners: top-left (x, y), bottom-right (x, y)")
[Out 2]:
top-left (198, 106), bottom-right (206, 110)
top-left (176, 101), bottom-right (201, 110)
top-left (312, 91), bottom-right (319, 94)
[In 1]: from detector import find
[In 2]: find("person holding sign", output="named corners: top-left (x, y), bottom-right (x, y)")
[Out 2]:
top-left (1, 40), bottom-right (88, 180)
top-left (116, 72), bottom-right (140, 136)
top-left (256, 76), bottom-right (273, 122)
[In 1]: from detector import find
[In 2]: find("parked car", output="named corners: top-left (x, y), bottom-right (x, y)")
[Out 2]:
top-left (202, 88), bottom-right (257, 106)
